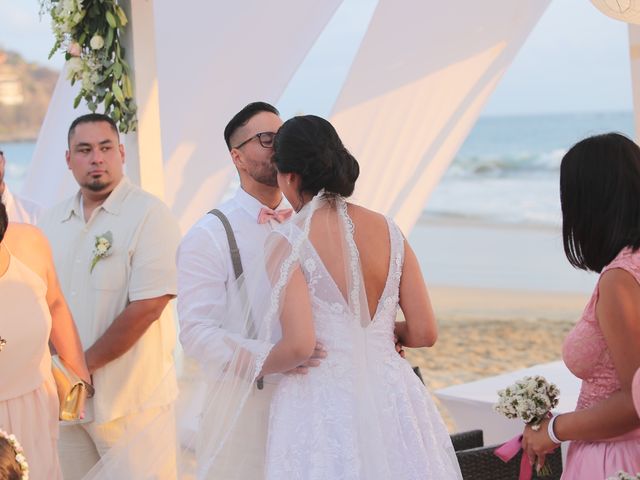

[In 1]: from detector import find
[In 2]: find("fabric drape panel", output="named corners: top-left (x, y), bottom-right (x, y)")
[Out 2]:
top-left (21, 1), bottom-right (344, 223)
top-left (154, 0), bottom-right (344, 231)
top-left (330, 0), bottom-right (550, 233)
top-left (22, 68), bottom-right (90, 207)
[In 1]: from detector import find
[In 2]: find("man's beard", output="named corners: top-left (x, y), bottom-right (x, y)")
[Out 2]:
top-left (83, 178), bottom-right (110, 192)
top-left (251, 164), bottom-right (278, 188)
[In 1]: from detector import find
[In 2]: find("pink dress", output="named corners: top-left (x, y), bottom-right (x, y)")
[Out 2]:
top-left (562, 247), bottom-right (640, 479)
top-left (0, 250), bottom-right (62, 479)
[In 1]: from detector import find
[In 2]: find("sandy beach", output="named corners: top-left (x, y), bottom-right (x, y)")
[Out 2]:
top-left (402, 218), bottom-right (596, 430)
top-left (405, 285), bottom-right (590, 431)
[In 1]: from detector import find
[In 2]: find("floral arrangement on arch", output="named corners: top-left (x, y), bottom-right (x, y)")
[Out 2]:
top-left (39, 0), bottom-right (137, 133)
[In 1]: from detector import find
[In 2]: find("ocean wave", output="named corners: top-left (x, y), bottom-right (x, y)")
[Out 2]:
top-left (446, 148), bottom-right (566, 178)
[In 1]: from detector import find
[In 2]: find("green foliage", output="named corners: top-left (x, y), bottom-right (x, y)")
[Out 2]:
top-left (40, 0), bottom-right (137, 133)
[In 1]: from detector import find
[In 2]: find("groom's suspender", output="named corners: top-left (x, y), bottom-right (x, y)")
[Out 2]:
top-left (208, 209), bottom-right (243, 280)
top-left (207, 209), bottom-right (264, 389)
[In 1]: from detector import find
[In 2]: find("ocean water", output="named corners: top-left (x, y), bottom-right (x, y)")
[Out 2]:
top-left (2, 111), bottom-right (635, 227)
top-left (424, 111), bottom-right (635, 227)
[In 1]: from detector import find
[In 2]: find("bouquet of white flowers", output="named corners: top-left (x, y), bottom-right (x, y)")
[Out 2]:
top-left (494, 375), bottom-right (560, 430)
top-left (493, 375), bottom-right (560, 477)
top-left (608, 473), bottom-right (640, 480)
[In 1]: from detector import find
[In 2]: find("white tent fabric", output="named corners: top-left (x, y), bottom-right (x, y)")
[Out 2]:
top-left (21, 67), bottom-right (91, 206)
top-left (154, 0), bottom-right (344, 231)
top-left (330, 0), bottom-right (550, 233)
top-left (21, 1), bottom-right (344, 221)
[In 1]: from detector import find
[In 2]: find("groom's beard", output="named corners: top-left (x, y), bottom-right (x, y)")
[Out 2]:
top-left (251, 163), bottom-right (278, 188)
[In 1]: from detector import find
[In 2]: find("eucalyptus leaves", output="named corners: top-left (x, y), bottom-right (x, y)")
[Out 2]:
top-left (39, 0), bottom-right (137, 133)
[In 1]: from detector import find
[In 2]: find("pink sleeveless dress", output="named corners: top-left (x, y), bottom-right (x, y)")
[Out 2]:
top-left (561, 247), bottom-right (640, 479)
top-left (0, 248), bottom-right (62, 479)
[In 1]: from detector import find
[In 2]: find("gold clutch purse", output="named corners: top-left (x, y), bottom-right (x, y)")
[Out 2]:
top-left (51, 355), bottom-right (94, 421)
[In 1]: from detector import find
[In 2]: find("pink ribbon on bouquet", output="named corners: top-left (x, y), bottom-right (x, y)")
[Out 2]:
top-left (494, 435), bottom-right (532, 480)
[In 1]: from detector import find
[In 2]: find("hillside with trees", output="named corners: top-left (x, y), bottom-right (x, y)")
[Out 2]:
top-left (0, 49), bottom-right (58, 142)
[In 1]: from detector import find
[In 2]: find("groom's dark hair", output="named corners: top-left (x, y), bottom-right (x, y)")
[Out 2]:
top-left (224, 102), bottom-right (279, 150)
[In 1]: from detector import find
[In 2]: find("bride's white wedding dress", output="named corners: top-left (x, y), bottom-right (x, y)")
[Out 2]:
top-left (265, 196), bottom-right (462, 480)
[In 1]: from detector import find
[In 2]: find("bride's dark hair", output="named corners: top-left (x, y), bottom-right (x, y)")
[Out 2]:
top-left (273, 115), bottom-right (359, 197)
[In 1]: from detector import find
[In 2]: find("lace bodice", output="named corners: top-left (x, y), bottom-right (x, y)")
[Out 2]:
top-left (563, 247), bottom-right (640, 410)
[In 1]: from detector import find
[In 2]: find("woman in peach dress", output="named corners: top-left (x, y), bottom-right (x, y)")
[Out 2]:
top-left (0, 201), bottom-right (90, 479)
top-left (522, 133), bottom-right (640, 478)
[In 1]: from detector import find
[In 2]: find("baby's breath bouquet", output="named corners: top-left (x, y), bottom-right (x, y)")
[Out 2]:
top-left (608, 473), bottom-right (640, 480)
top-left (494, 375), bottom-right (560, 430)
top-left (493, 375), bottom-right (560, 477)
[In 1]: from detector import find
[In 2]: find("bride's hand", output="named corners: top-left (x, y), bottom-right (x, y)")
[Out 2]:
top-left (285, 342), bottom-right (327, 375)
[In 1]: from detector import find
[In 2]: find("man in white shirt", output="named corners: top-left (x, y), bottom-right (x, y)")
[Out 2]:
top-left (177, 102), bottom-right (326, 477)
top-left (0, 149), bottom-right (42, 223)
top-left (39, 113), bottom-right (180, 479)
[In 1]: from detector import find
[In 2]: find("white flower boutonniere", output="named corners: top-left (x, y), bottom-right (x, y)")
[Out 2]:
top-left (90, 231), bottom-right (113, 273)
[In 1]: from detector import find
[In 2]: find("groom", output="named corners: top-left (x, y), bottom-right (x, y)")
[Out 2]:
top-left (177, 102), bottom-right (326, 477)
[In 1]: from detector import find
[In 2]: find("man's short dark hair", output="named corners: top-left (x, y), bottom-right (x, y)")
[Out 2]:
top-left (68, 113), bottom-right (119, 147)
top-left (224, 102), bottom-right (279, 150)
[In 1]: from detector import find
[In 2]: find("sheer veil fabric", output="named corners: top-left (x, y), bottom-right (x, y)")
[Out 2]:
top-left (82, 190), bottom-right (461, 479)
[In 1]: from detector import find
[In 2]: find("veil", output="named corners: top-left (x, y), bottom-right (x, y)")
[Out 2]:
top-left (81, 190), bottom-right (460, 479)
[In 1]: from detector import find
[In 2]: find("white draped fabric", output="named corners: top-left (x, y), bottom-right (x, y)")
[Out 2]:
top-left (21, 68), bottom-right (90, 206)
top-left (154, 0), bottom-right (344, 231)
top-left (21, 1), bottom-right (344, 223)
top-left (23, 1), bottom-right (553, 235)
top-left (330, 0), bottom-right (550, 233)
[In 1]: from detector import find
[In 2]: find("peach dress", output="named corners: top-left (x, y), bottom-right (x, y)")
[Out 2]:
top-left (0, 247), bottom-right (62, 479)
top-left (561, 247), bottom-right (640, 479)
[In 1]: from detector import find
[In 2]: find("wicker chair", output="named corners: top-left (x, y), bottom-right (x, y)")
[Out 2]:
top-left (450, 429), bottom-right (484, 452)
top-left (456, 444), bottom-right (562, 480)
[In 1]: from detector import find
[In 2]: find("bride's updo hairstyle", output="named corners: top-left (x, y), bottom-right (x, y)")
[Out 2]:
top-left (273, 115), bottom-right (359, 197)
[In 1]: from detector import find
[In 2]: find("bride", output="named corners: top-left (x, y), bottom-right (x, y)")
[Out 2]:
top-left (83, 115), bottom-right (463, 480)
top-left (249, 115), bottom-right (462, 479)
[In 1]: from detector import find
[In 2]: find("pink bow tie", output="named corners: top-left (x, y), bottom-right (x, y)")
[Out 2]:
top-left (258, 207), bottom-right (293, 224)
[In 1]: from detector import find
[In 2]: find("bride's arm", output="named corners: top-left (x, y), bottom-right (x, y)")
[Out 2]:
top-left (395, 240), bottom-right (437, 348)
top-left (260, 266), bottom-right (316, 376)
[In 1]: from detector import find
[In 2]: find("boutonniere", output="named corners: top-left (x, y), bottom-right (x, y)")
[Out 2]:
top-left (90, 231), bottom-right (113, 273)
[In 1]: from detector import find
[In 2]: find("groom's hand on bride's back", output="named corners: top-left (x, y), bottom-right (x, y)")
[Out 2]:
top-left (284, 342), bottom-right (327, 375)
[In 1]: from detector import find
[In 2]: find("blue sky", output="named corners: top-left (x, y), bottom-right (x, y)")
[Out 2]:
top-left (0, 0), bottom-right (633, 117)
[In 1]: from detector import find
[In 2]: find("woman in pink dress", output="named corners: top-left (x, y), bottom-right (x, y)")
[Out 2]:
top-left (0, 201), bottom-right (90, 479)
top-left (522, 133), bottom-right (640, 478)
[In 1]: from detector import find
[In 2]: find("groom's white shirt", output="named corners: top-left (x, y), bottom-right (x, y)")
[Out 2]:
top-left (177, 187), bottom-right (289, 379)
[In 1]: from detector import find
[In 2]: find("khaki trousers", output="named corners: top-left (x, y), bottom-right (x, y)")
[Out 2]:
top-left (58, 404), bottom-right (177, 480)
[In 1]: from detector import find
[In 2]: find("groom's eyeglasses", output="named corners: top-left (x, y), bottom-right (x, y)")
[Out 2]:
top-left (232, 131), bottom-right (277, 150)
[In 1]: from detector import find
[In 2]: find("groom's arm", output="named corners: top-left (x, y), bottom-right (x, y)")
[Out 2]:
top-left (177, 225), bottom-right (241, 368)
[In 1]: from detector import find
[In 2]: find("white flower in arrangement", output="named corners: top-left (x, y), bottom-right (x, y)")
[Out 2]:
top-left (90, 231), bottom-right (113, 273)
top-left (494, 375), bottom-right (559, 431)
top-left (608, 472), bottom-right (640, 480)
top-left (65, 57), bottom-right (84, 79)
top-left (89, 34), bottom-right (104, 50)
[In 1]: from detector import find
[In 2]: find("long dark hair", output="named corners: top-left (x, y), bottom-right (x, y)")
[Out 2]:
top-left (560, 132), bottom-right (640, 272)
top-left (273, 115), bottom-right (359, 197)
